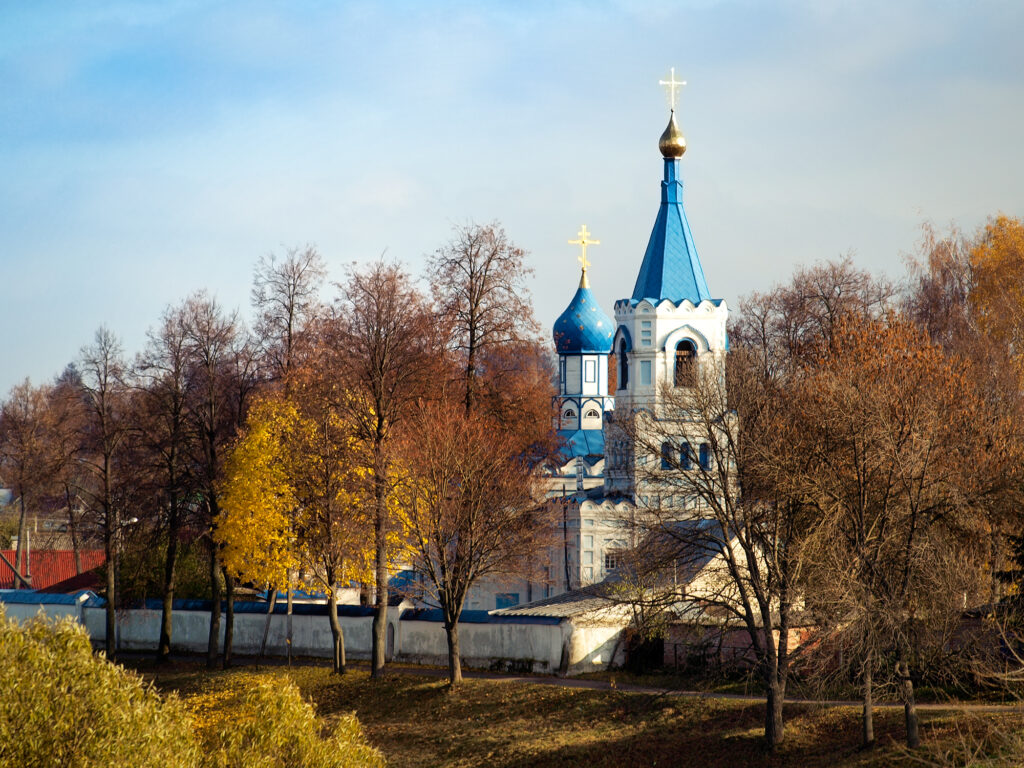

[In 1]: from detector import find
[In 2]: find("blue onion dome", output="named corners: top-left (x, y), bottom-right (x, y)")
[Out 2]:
top-left (553, 271), bottom-right (615, 354)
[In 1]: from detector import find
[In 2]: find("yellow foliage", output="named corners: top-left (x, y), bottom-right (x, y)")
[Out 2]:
top-left (970, 214), bottom-right (1024, 353)
top-left (217, 391), bottom-right (377, 594)
top-left (218, 397), bottom-right (301, 587)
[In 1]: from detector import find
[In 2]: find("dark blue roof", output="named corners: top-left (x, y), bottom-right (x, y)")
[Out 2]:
top-left (557, 428), bottom-right (605, 460)
top-left (0, 589), bottom-right (95, 605)
top-left (631, 158), bottom-right (712, 306)
top-left (553, 279), bottom-right (614, 354)
top-left (121, 597), bottom-right (381, 616)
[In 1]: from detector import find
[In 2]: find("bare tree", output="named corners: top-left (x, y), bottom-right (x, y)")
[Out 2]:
top-left (136, 301), bottom-right (197, 663)
top-left (619, 258), bottom-right (897, 751)
top-left (48, 367), bottom-right (90, 574)
top-left (252, 245), bottom-right (327, 383)
top-left (0, 380), bottom-right (55, 587)
top-left (427, 223), bottom-right (538, 414)
top-left (77, 327), bottom-right (131, 659)
top-left (182, 292), bottom-right (241, 669)
top-left (332, 261), bottom-right (439, 679)
top-left (796, 316), bottom-right (1002, 749)
top-left (400, 381), bottom-right (556, 687)
top-left (621, 347), bottom-right (807, 751)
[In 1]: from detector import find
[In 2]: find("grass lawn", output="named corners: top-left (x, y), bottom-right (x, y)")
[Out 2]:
top-left (141, 661), bottom-right (1023, 767)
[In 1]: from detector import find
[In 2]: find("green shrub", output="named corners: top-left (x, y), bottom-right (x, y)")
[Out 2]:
top-left (0, 610), bottom-right (201, 768)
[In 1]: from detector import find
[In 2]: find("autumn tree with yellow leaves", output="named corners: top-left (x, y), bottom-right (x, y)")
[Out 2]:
top-left (218, 386), bottom-right (371, 674)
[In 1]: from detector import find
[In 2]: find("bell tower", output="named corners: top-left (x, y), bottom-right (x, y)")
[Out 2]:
top-left (605, 73), bottom-right (729, 499)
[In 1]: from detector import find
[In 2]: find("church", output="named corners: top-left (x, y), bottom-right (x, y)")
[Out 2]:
top-left (467, 73), bottom-right (730, 611)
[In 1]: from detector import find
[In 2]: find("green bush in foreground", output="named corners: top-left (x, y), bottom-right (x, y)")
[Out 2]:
top-left (0, 611), bottom-right (385, 768)
top-left (0, 610), bottom-right (200, 768)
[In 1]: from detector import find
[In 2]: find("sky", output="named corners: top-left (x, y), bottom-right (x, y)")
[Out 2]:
top-left (3, 1), bottom-right (1024, 394)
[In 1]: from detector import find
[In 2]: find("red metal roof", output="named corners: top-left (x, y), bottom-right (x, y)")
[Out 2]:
top-left (0, 549), bottom-right (105, 591)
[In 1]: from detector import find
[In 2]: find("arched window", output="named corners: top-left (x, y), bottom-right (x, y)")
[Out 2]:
top-left (618, 339), bottom-right (629, 389)
top-left (585, 409), bottom-right (600, 419)
top-left (563, 409), bottom-right (576, 420)
top-left (675, 340), bottom-right (697, 387)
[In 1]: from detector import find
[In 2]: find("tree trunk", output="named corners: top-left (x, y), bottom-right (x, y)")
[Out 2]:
top-left (327, 586), bottom-right (346, 674)
top-left (445, 620), bottom-right (463, 687)
top-left (862, 650), bottom-right (875, 748)
top-left (222, 569), bottom-right (234, 669)
top-left (764, 675), bottom-right (784, 751)
top-left (14, 495), bottom-right (26, 578)
top-left (206, 543), bottom-right (221, 669)
top-left (259, 585), bottom-right (278, 660)
top-left (105, 522), bottom-right (116, 659)
top-left (66, 487), bottom-right (82, 575)
top-left (898, 651), bottom-right (920, 749)
top-left (157, 529), bottom-right (178, 663)
top-left (371, 472), bottom-right (388, 679)
top-left (286, 583), bottom-right (294, 666)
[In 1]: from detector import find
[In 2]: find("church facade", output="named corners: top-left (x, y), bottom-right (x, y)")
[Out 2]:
top-left (460, 84), bottom-right (730, 612)
top-left (466, 96), bottom-right (724, 614)
top-left (541, 101), bottom-right (729, 600)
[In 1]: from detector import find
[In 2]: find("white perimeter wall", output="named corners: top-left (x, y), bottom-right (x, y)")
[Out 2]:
top-left (4, 601), bottom-right (627, 676)
top-left (399, 620), bottom-right (566, 674)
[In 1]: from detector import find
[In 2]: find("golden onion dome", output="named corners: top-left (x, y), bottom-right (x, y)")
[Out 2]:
top-left (659, 110), bottom-right (686, 158)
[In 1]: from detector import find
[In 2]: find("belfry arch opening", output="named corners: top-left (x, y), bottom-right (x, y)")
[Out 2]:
top-left (674, 339), bottom-right (697, 387)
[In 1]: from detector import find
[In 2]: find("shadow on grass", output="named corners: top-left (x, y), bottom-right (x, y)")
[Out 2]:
top-left (139, 662), bottom-right (1011, 768)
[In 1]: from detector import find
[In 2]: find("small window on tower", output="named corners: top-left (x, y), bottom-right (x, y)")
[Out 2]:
top-left (618, 340), bottom-right (629, 389)
top-left (563, 409), bottom-right (576, 421)
top-left (585, 409), bottom-right (600, 419)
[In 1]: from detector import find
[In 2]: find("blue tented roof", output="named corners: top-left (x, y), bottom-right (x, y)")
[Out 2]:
top-left (557, 428), bottom-right (605, 460)
top-left (631, 158), bottom-right (713, 306)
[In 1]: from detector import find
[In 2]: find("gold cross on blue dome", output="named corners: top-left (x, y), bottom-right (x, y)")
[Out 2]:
top-left (569, 225), bottom-right (599, 287)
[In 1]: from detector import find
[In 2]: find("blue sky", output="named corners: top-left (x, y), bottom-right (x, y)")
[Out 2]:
top-left (3, 1), bottom-right (1023, 393)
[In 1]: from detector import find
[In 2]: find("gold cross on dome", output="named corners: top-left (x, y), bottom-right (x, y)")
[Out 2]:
top-left (659, 67), bottom-right (686, 111)
top-left (569, 225), bottom-right (599, 273)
